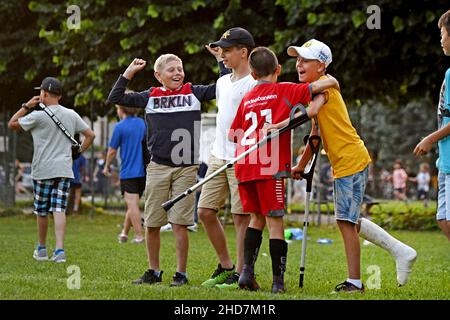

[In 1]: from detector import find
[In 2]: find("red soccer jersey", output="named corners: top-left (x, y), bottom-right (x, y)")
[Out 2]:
top-left (229, 82), bottom-right (312, 183)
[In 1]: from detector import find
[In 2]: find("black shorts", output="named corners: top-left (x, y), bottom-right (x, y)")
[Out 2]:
top-left (120, 177), bottom-right (146, 197)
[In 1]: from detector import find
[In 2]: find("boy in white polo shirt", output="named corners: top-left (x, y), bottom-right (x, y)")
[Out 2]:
top-left (199, 27), bottom-right (257, 289)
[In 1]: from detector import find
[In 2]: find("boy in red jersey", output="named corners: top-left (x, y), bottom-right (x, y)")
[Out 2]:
top-left (228, 46), bottom-right (337, 293)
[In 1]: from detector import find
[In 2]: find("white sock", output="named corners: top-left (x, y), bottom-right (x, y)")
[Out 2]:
top-left (347, 278), bottom-right (362, 288)
top-left (359, 217), bottom-right (409, 257)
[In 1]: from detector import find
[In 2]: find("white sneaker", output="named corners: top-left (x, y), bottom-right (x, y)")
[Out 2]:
top-left (131, 237), bottom-right (145, 244)
top-left (50, 250), bottom-right (66, 263)
top-left (33, 247), bottom-right (48, 261)
top-left (160, 223), bottom-right (173, 232)
top-left (187, 223), bottom-right (198, 232)
top-left (395, 244), bottom-right (417, 286)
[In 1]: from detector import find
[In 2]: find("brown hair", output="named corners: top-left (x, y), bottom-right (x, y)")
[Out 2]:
top-left (438, 9), bottom-right (450, 34)
top-left (116, 105), bottom-right (140, 116)
top-left (249, 46), bottom-right (278, 78)
top-left (235, 44), bottom-right (254, 58)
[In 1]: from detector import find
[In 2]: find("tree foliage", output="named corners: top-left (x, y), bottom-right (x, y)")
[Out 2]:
top-left (0, 0), bottom-right (449, 166)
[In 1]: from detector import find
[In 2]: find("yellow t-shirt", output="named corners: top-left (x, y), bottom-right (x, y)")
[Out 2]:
top-left (316, 83), bottom-right (371, 179)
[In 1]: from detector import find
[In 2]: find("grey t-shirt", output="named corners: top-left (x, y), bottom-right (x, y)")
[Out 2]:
top-left (18, 104), bottom-right (89, 180)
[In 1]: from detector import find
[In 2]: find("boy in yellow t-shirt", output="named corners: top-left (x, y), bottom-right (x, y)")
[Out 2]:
top-left (288, 39), bottom-right (417, 291)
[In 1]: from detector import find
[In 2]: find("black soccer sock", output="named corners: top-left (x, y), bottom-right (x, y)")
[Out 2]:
top-left (269, 239), bottom-right (288, 276)
top-left (243, 227), bottom-right (263, 266)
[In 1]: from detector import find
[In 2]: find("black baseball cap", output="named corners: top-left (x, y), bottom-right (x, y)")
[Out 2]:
top-left (209, 27), bottom-right (255, 48)
top-left (34, 77), bottom-right (63, 95)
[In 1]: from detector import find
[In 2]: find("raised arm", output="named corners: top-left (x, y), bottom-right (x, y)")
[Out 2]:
top-left (8, 96), bottom-right (40, 132)
top-left (107, 59), bottom-right (150, 108)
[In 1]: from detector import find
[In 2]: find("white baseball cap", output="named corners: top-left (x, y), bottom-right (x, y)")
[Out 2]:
top-left (287, 39), bottom-right (332, 67)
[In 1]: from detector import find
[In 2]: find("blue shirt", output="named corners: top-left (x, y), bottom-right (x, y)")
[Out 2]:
top-left (109, 116), bottom-right (146, 179)
top-left (437, 68), bottom-right (450, 174)
top-left (71, 155), bottom-right (87, 184)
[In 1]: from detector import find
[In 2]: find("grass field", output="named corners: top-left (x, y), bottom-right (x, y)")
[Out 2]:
top-left (0, 213), bottom-right (449, 300)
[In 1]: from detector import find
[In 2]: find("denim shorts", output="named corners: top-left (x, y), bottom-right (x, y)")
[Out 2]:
top-left (33, 178), bottom-right (71, 216)
top-left (437, 171), bottom-right (450, 221)
top-left (333, 167), bottom-right (369, 224)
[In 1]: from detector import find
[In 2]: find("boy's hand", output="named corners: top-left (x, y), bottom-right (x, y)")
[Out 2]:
top-left (205, 44), bottom-right (223, 62)
top-left (123, 58), bottom-right (147, 80)
top-left (102, 166), bottom-right (111, 177)
top-left (261, 122), bottom-right (278, 137)
top-left (413, 136), bottom-right (433, 156)
top-left (24, 96), bottom-right (41, 109)
top-left (292, 164), bottom-right (305, 180)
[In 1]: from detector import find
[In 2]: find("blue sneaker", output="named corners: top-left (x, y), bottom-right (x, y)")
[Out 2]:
top-left (33, 247), bottom-right (48, 261)
top-left (50, 249), bottom-right (66, 263)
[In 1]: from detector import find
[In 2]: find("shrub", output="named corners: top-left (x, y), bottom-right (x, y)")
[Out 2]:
top-left (370, 201), bottom-right (438, 231)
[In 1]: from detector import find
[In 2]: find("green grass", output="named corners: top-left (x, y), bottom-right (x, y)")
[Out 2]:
top-left (0, 213), bottom-right (449, 300)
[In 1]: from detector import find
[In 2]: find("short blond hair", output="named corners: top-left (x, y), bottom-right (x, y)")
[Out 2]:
top-left (153, 54), bottom-right (182, 72)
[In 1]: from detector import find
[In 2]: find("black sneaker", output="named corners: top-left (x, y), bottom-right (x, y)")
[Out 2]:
top-left (132, 269), bottom-right (163, 285)
top-left (334, 281), bottom-right (365, 293)
top-left (238, 264), bottom-right (260, 291)
top-left (170, 272), bottom-right (188, 287)
top-left (271, 275), bottom-right (286, 293)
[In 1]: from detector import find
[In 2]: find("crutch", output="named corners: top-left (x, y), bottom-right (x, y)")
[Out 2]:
top-left (161, 101), bottom-right (311, 212)
top-left (298, 133), bottom-right (321, 288)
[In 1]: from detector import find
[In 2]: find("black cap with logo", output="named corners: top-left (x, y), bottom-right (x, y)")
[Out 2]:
top-left (34, 77), bottom-right (63, 96)
top-left (209, 27), bottom-right (255, 48)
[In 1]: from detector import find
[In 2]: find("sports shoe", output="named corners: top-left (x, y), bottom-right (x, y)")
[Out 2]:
top-left (50, 250), bottom-right (66, 263)
top-left (271, 275), bottom-right (286, 293)
top-left (215, 272), bottom-right (239, 289)
top-left (131, 237), bottom-right (145, 244)
top-left (33, 247), bottom-right (48, 261)
top-left (160, 223), bottom-right (173, 232)
top-left (334, 281), bottom-right (365, 293)
top-left (395, 245), bottom-right (417, 286)
top-left (238, 264), bottom-right (260, 291)
top-left (201, 264), bottom-right (235, 288)
top-left (132, 269), bottom-right (163, 285)
top-left (187, 223), bottom-right (198, 232)
top-left (170, 272), bottom-right (188, 287)
top-left (118, 233), bottom-right (128, 243)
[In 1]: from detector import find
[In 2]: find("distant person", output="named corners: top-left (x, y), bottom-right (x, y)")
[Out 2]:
top-left (392, 159), bottom-right (408, 201)
top-left (103, 105), bottom-right (146, 244)
top-left (379, 167), bottom-right (393, 199)
top-left (412, 163), bottom-right (431, 207)
top-left (94, 151), bottom-right (108, 196)
top-left (8, 77), bottom-right (95, 263)
top-left (68, 142), bottom-right (88, 215)
top-left (413, 9), bottom-right (450, 241)
top-left (15, 159), bottom-right (29, 194)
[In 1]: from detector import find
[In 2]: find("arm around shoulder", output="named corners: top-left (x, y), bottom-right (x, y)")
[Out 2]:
top-left (310, 75), bottom-right (339, 94)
